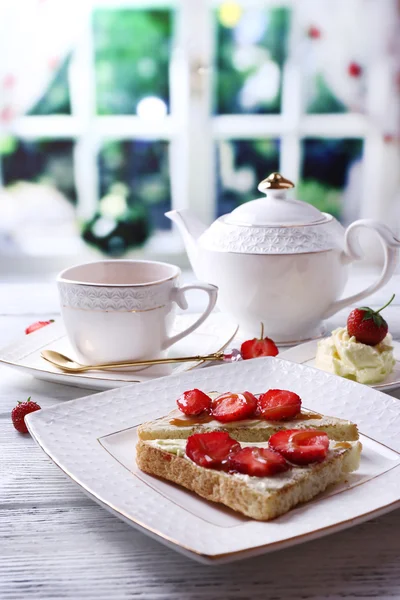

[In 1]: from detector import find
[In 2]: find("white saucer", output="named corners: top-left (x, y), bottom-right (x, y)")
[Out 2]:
top-left (280, 339), bottom-right (400, 391)
top-left (0, 314), bottom-right (238, 390)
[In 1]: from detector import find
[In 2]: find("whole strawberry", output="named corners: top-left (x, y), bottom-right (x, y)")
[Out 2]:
top-left (240, 323), bottom-right (279, 360)
top-left (11, 397), bottom-right (41, 434)
top-left (347, 294), bottom-right (395, 346)
top-left (25, 320), bottom-right (54, 335)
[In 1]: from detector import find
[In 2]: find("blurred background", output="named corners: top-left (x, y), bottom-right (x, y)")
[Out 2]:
top-left (0, 0), bottom-right (399, 277)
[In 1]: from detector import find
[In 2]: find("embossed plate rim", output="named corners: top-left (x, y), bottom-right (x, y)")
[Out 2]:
top-left (25, 357), bottom-right (400, 563)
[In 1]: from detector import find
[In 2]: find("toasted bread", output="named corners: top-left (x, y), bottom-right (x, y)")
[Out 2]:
top-left (136, 438), bottom-right (362, 521)
top-left (138, 407), bottom-right (359, 442)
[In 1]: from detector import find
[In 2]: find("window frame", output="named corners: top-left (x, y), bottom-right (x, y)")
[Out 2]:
top-left (0, 0), bottom-right (398, 265)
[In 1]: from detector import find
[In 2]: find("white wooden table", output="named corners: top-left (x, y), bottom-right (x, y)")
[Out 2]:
top-left (1, 270), bottom-right (400, 600)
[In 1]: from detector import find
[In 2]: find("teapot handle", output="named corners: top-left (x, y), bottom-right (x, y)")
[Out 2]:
top-left (323, 219), bottom-right (400, 319)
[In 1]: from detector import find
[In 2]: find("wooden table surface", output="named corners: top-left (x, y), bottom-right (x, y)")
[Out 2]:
top-left (1, 271), bottom-right (400, 600)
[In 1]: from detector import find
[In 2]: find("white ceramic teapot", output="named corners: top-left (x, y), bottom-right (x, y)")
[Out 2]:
top-left (166, 173), bottom-right (400, 343)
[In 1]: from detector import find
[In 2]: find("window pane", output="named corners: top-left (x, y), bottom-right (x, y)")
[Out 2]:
top-left (215, 6), bottom-right (290, 115)
top-left (299, 138), bottom-right (363, 223)
top-left (84, 140), bottom-right (171, 256)
top-left (217, 139), bottom-right (280, 216)
top-left (93, 9), bottom-right (173, 116)
top-left (2, 138), bottom-right (76, 202)
top-left (306, 74), bottom-right (347, 115)
top-left (29, 58), bottom-right (71, 116)
top-left (301, 4), bottom-right (374, 115)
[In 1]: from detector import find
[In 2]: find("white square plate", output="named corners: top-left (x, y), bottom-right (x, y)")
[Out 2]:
top-left (26, 357), bottom-right (400, 564)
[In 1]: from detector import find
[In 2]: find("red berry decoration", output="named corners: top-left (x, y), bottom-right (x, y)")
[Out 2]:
top-left (269, 429), bottom-right (329, 465)
top-left (11, 397), bottom-right (41, 434)
top-left (210, 391), bottom-right (258, 423)
top-left (240, 324), bottom-right (279, 360)
top-left (25, 320), bottom-right (54, 335)
top-left (383, 134), bottom-right (395, 144)
top-left (1, 106), bottom-right (14, 122)
top-left (257, 389), bottom-right (302, 421)
top-left (227, 446), bottom-right (290, 477)
top-left (307, 25), bottom-right (321, 39)
top-left (176, 389), bottom-right (211, 416)
top-left (348, 62), bottom-right (362, 78)
top-left (347, 294), bottom-right (394, 346)
top-left (186, 432), bottom-right (240, 469)
top-left (2, 74), bottom-right (16, 89)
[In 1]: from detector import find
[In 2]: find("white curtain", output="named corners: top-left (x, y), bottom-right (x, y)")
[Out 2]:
top-left (0, 0), bottom-right (92, 123)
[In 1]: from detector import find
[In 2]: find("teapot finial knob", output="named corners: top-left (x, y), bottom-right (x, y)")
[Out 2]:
top-left (258, 172), bottom-right (295, 195)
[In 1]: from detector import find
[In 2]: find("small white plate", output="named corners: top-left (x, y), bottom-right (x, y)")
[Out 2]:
top-left (26, 357), bottom-right (400, 564)
top-left (280, 340), bottom-right (400, 391)
top-left (0, 314), bottom-right (238, 390)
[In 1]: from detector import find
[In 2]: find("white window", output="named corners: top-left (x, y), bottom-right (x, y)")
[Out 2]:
top-left (1, 0), bottom-right (399, 271)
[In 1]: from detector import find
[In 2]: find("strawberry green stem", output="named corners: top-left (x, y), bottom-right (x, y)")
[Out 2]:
top-left (260, 322), bottom-right (264, 340)
top-left (376, 294), bottom-right (395, 314)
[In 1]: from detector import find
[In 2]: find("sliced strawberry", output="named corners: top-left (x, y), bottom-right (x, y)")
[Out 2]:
top-left (269, 429), bottom-right (329, 465)
top-left (186, 432), bottom-right (240, 468)
top-left (210, 391), bottom-right (257, 423)
top-left (25, 320), bottom-right (54, 335)
top-left (227, 446), bottom-right (290, 477)
top-left (240, 337), bottom-right (279, 360)
top-left (257, 389), bottom-right (301, 421)
top-left (176, 389), bottom-right (211, 416)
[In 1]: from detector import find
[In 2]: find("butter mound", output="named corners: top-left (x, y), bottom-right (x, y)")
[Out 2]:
top-left (315, 327), bottom-right (395, 384)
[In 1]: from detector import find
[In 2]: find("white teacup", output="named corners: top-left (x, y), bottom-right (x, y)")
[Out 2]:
top-left (57, 260), bottom-right (218, 365)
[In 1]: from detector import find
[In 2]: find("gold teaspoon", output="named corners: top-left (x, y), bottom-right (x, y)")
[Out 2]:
top-left (41, 349), bottom-right (227, 373)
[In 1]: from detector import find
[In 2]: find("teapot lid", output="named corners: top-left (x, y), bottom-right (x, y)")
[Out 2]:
top-left (225, 173), bottom-right (326, 227)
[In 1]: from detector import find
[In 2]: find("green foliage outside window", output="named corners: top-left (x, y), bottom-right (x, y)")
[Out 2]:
top-left (93, 9), bottom-right (172, 115)
top-left (216, 8), bottom-right (290, 115)
top-left (29, 59), bottom-right (71, 116)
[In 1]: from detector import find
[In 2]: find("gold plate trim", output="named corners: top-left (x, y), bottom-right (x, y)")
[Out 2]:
top-left (97, 434), bottom-right (247, 529)
top-left (97, 419), bottom-right (400, 530)
top-left (0, 323), bottom-right (239, 384)
top-left (27, 418), bottom-right (400, 562)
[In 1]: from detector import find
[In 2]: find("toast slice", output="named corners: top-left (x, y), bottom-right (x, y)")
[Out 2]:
top-left (136, 438), bottom-right (362, 521)
top-left (138, 406), bottom-right (359, 443)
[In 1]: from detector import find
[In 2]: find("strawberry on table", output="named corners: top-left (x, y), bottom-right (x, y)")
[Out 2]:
top-left (257, 389), bottom-right (301, 421)
top-left (176, 389), bottom-right (211, 416)
top-left (11, 397), bottom-right (41, 434)
top-left (347, 294), bottom-right (394, 346)
top-left (25, 320), bottom-right (54, 335)
top-left (186, 432), bottom-right (240, 469)
top-left (240, 323), bottom-right (279, 360)
top-left (227, 446), bottom-right (290, 477)
top-left (210, 391), bottom-right (257, 423)
top-left (269, 429), bottom-right (329, 465)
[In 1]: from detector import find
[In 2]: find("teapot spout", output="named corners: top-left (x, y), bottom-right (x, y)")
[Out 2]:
top-left (165, 209), bottom-right (207, 271)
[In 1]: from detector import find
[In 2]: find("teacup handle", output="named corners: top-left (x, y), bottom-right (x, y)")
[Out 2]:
top-left (162, 282), bottom-right (218, 350)
top-left (323, 219), bottom-right (400, 319)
